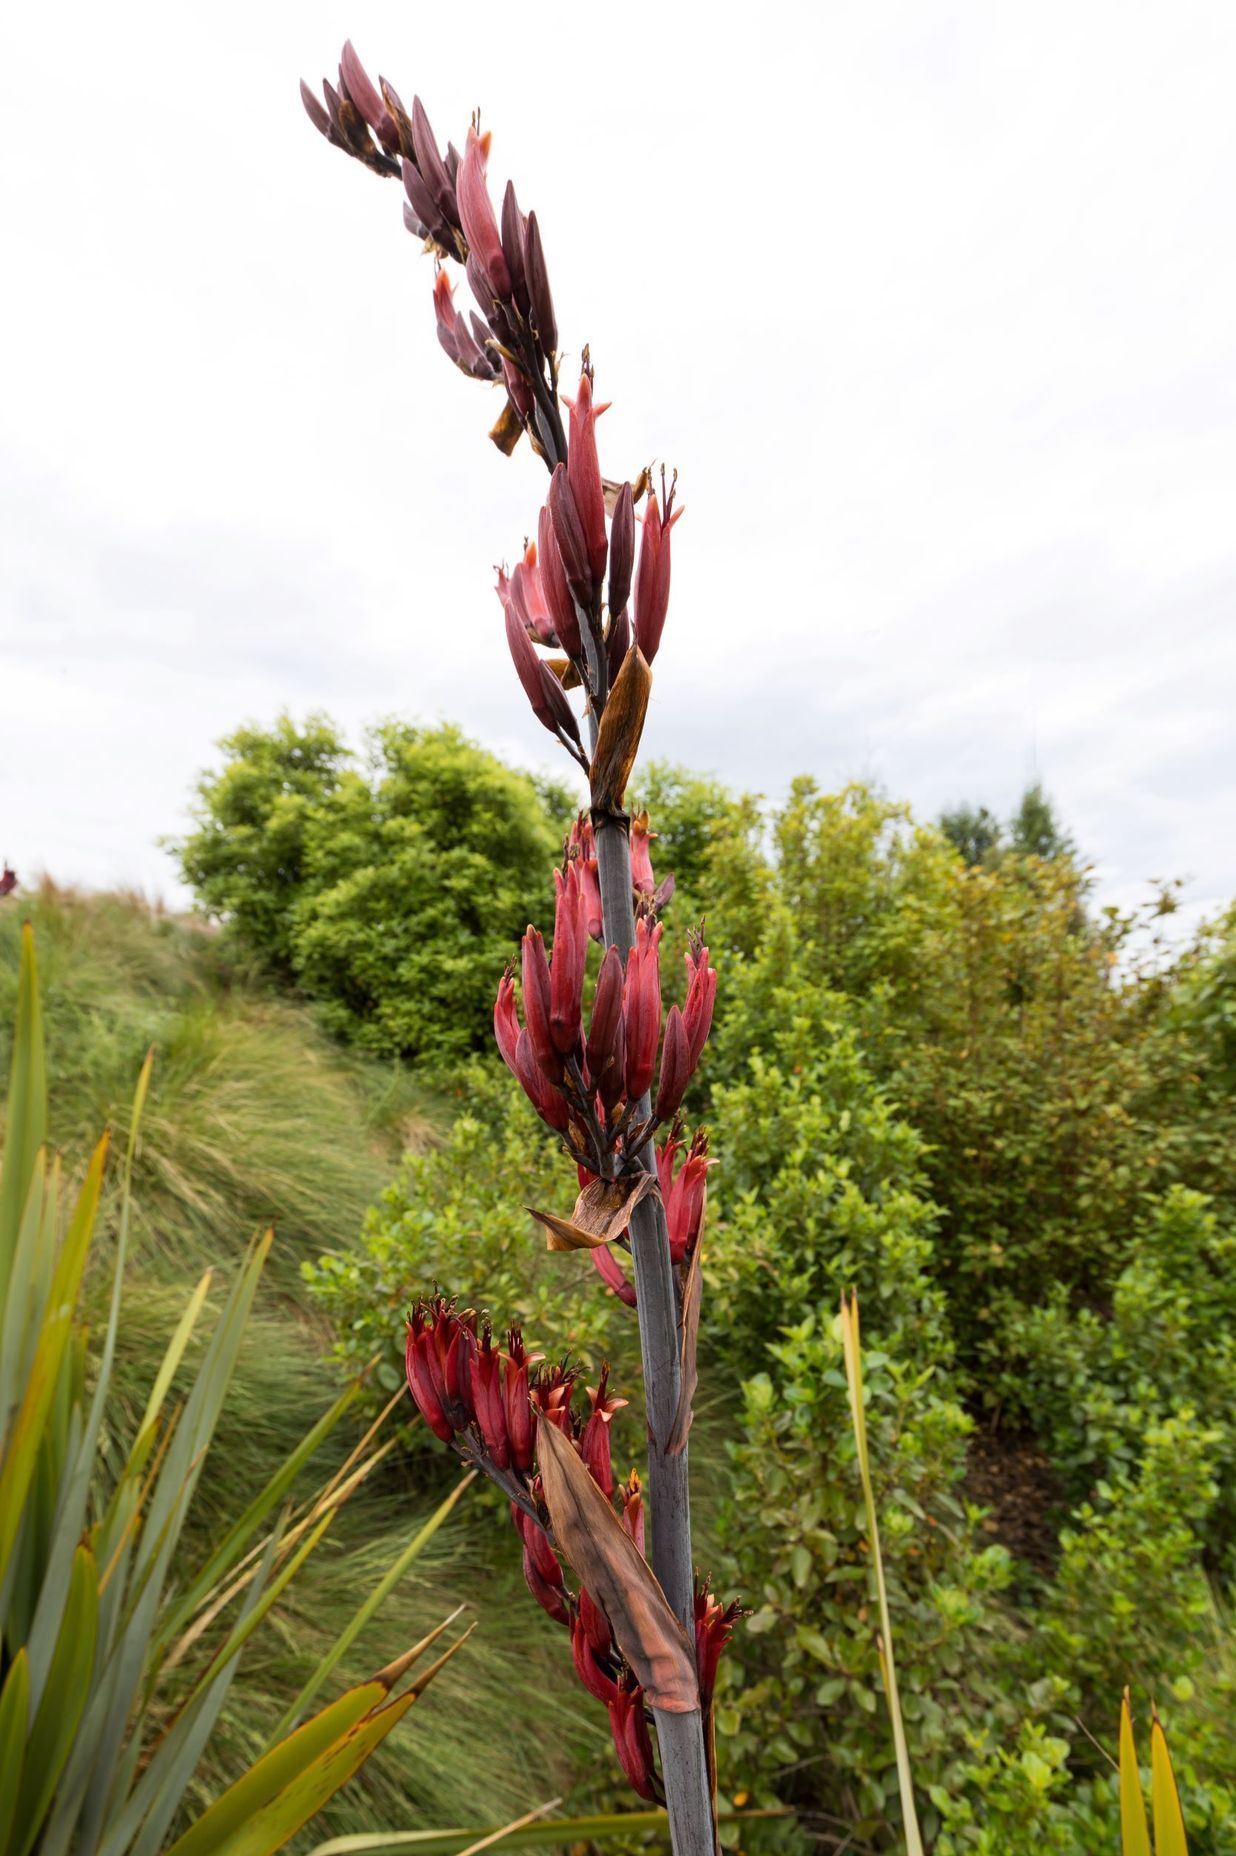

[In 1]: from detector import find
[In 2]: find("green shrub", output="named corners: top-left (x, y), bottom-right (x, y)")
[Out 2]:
top-left (303, 1064), bottom-right (642, 1410)
top-left (1009, 1188), bottom-right (1236, 1558)
top-left (176, 718), bottom-right (570, 1063)
top-left (700, 976), bottom-right (1014, 1843)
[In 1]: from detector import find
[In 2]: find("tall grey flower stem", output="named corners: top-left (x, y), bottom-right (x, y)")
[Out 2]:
top-left (583, 657), bottom-right (713, 1856)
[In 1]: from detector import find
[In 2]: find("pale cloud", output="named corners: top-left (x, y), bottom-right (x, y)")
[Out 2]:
top-left (2, 0), bottom-right (1234, 941)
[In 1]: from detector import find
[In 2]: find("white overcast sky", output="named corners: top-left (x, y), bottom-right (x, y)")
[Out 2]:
top-left (2, 0), bottom-right (1234, 936)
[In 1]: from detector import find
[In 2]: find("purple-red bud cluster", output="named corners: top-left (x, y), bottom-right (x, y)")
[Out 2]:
top-left (494, 900), bottom-right (716, 1169)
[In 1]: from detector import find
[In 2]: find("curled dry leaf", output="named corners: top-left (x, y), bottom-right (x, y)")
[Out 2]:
top-left (665, 1223), bottom-right (704, 1457)
top-left (528, 1172), bottom-right (659, 1252)
top-left (489, 399), bottom-right (524, 456)
top-left (590, 645), bottom-right (651, 814)
top-left (536, 1419), bottom-right (699, 1713)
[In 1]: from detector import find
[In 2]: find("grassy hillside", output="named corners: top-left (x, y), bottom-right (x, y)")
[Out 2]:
top-left (0, 885), bottom-right (613, 1842)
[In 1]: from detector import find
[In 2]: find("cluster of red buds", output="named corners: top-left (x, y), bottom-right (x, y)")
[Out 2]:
top-left (496, 398), bottom-right (682, 770)
top-left (494, 901), bottom-right (716, 1173)
top-left (404, 1297), bottom-right (734, 1800)
top-left (302, 45), bottom-right (564, 465)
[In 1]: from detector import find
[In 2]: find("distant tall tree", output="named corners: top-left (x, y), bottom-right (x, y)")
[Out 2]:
top-left (939, 802), bottom-right (1004, 868)
top-left (1010, 780), bottom-right (1075, 862)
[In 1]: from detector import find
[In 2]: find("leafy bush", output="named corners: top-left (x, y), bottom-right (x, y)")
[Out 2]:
top-left (699, 976), bottom-right (1014, 1843)
top-left (304, 1063), bottom-right (642, 1411)
top-left (177, 718), bottom-right (570, 1063)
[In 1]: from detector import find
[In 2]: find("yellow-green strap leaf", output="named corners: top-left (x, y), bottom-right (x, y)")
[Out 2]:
top-left (11, 1546), bottom-right (99, 1856)
top-left (0, 1650), bottom-right (31, 1856)
top-left (1151, 1712), bottom-right (1189, 1856)
top-left (1119, 1690), bottom-right (1151, 1856)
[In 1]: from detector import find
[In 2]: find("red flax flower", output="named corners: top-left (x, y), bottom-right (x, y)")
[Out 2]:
top-left (564, 370), bottom-right (610, 588)
top-left (566, 814), bottom-right (602, 940)
top-left (657, 1130), bottom-right (712, 1264)
top-left (578, 1366), bottom-right (628, 1500)
top-left (622, 918), bottom-right (663, 1103)
top-left (549, 863), bottom-right (588, 1056)
top-left (608, 1680), bottom-right (659, 1802)
top-left (632, 482), bottom-right (683, 665)
top-left (457, 125), bottom-right (512, 304)
top-left (538, 504), bottom-right (583, 658)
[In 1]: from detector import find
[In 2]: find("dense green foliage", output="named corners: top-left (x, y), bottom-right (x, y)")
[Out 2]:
top-left (15, 727), bottom-right (1236, 1851)
top-left (296, 747), bottom-right (1236, 1849)
top-left (175, 718), bottom-right (571, 1063)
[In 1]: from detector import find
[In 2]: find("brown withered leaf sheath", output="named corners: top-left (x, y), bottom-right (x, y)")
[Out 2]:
top-left (527, 1173), bottom-right (659, 1252)
top-left (665, 1220), bottom-right (704, 1458)
top-left (535, 1420), bottom-right (699, 1713)
top-left (590, 644), bottom-right (652, 813)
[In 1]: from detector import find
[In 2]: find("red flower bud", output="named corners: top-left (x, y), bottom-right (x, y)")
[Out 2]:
top-left (572, 1609), bottom-right (620, 1703)
top-left (550, 864), bottom-right (588, 1057)
top-left (510, 544), bottom-right (554, 645)
top-left (683, 938), bottom-right (717, 1067)
top-left (515, 1028), bottom-right (570, 1133)
top-left (410, 97), bottom-right (457, 226)
top-left (654, 1004), bottom-right (690, 1123)
top-left (537, 503), bottom-right (583, 658)
top-left (695, 1578), bottom-right (742, 1709)
top-left (578, 1586), bottom-right (614, 1658)
top-left (547, 464), bottom-right (594, 611)
top-left (586, 945), bottom-right (625, 1090)
top-left (591, 1243), bottom-right (637, 1306)
top-left (565, 372), bottom-right (610, 588)
top-left (579, 1365), bottom-right (628, 1500)
top-left (503, 600), bottom-right (582, 748)
top-left (608, 1684), bottom-right (658, 1802)
top-left (457, 125), bottom-right (512, 303)
top-left (405, 1313), bottom-right (453, 1442)
top-left (473, 1327), bottom-right (511, 1467)
top-left (608, 482), bottom-right (635, 623)
top-left (494, 969), bottom-right (520, 1075)
top-left (500, 179), bottom-right (529, 315)
top-left (619, 1470), bottom-right (645, 1556)
top-left (660, 1130), bottom-right (712, 1264)
top-left (567, 815), bottom-right (602, 939)
top-left (632, 487), bottom-right (683, 665)
top-left (503, 1330), bottom-right (536, 1472)
top-left (524, 209), bottom-right (557, 363)
top-left (629, 810), bottom-right (657, 896)
top-left (521, 925), bottom-right (560, 1080)
top-left (622, 919), bottom-right (663, 1103)
top-left (339, 41), bottom-right (399, 155)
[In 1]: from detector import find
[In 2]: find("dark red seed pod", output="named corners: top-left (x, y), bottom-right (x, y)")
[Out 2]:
top-left (524, 210), bottom-right (557, 362)
top-left (538, 503), bottom-right (583, 659)
top-left (520, 927), bottom-right (560, 1081)
top-left (410, 96), bottom-right (457, 221)
top-left (548, 466), bottom-right (593, 611)
top-left (405, 1319), bottom-right (453, 1441)
top-left (501, 180), bottom-right (530, 316)
top-left (608, 482), bottom-right (635, 622)
top-left (572, 1611), bottom-right (620, 1703)
top-left (300, 81), bottom-right (331, 138)
top-left (586, 945), bottom-right (625, 1082)
top-left (654, 1004), bottom-right (690, 1123)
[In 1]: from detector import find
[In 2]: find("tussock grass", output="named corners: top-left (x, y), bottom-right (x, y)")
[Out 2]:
top-left (0, 886), bottom-right (598, 1835)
